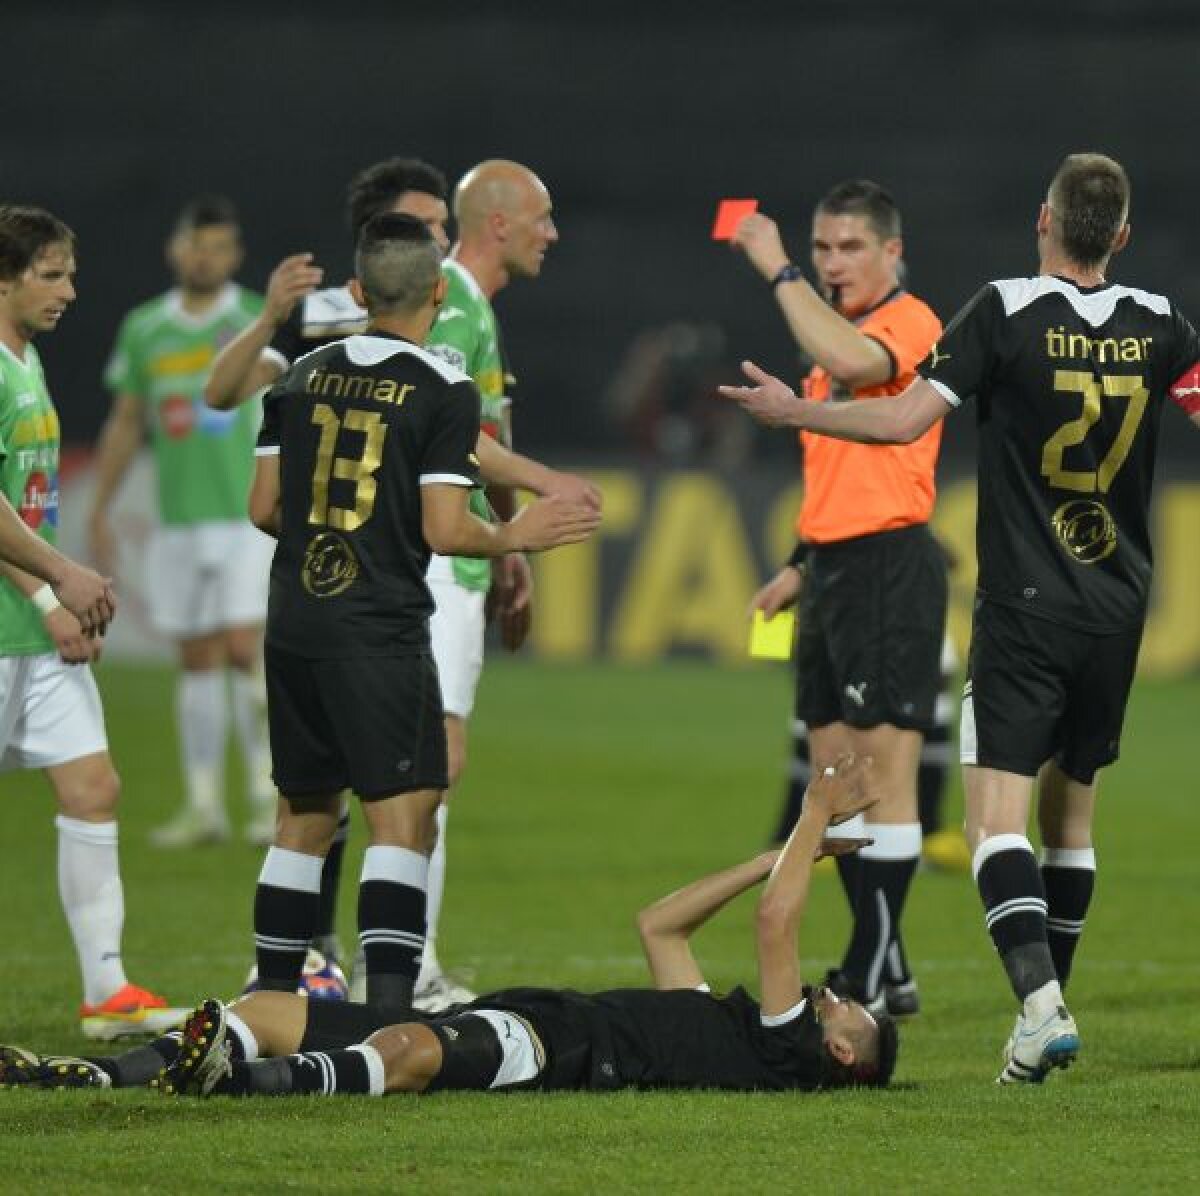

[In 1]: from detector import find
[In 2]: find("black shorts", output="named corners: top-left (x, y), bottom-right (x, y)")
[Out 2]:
top-left (961, 599), bottom-right (1143, 784)
top-left (265, 645), bottom-right (447, 800)
top-left (794, 524), bottom-right (947, 732)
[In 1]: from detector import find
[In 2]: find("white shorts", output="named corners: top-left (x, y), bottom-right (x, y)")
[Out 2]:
top-left (0, 654), bottom-right (108, 772)
top-left (426, 555), bottom-right (486, 720)
top-left (468, 1009), bottom-right (545, 1089)
top-left (144, 520), bottom-right (274, 638)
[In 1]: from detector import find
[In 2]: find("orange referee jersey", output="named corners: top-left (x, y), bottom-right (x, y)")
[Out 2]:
top-left (798, 289), bottom-right (942, 544)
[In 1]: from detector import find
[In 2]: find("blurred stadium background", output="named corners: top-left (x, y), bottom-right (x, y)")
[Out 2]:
top-left (7, 0), bottom-right (1200, 674)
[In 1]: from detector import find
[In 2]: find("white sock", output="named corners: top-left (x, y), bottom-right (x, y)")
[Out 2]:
top-left (1024, 977), bottom-right (1066, 1023)
top-left (418, 805), bottom-right (449, 986)
top-left (229, 668), bottom-right (274, 810)
top-left (56, 816), bottom-right (128, 1005)
top-left (177, 670), bottom-right (228, 817)
top-left (225, 1009), bottom-right (260, 1061)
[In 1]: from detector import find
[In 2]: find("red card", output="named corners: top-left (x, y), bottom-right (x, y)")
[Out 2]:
top-left (712, 198), bottom-right (758, 240)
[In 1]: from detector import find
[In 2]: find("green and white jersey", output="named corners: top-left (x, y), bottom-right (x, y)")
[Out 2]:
top-left (104, 284), bottom-right (265, 525)
top-left (0, 343), bottom-right (59, 656)
top-left (426, 258), bottom-right (510, 592)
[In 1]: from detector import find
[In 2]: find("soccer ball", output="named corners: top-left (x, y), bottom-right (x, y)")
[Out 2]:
top-left (242, 948), bottom-right (349, 1001)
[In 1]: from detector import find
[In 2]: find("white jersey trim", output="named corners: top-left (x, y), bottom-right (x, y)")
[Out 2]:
top-left (164, 283), bottom-right (243, 329)
top-left (343, 335), bottom-right (471, 384)
top-left (442, 256), bottom-right (486, 304)
top-left (927, 378), bottom-right (962, 408)
top-left (419, 472), bottom-right (474, 487)
top-left (254, 445), bottom-right (280, 457)
top-left (760, 998), bottom-right (808, 1028)
top-left (991, 276), bottom-right (1170, 327)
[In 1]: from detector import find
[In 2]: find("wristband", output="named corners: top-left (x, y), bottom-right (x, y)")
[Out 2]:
top-left (786, 541), bottom-right (809, 569)
top-left (771, 263), bottom-right (804, 289)
top-left (32, 584), bottom-right (62, 615)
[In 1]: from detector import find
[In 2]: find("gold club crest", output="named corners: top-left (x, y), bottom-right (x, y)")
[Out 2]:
top-left (1051, 499), bottom-right (1117, 565)
top-left (302, 532), bottom-right (360, 597)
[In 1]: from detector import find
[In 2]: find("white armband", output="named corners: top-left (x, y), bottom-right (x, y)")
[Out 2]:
top-left (31, 584), bottom-right (62, 615)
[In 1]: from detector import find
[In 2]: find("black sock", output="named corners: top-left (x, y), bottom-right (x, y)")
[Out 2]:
top-left (254, 848), bottom-right (323, 991)
top-left (974, 834), bottom-right (1056, 1002)
top-left (221, 1049), bottom-right (380, 1098)
top-left (771, 717), bottom-right (811, 843)
top-left (1041, 847), bottom-right (1096, 991)
top-left (87, 1032), bottom-right (181, 1087)
top-left (839, 825), bottom-right (921, 998)
top-left (358, 845), bottom-right (427, 1018)
top-left (314, 804), bottom-right (351, 957)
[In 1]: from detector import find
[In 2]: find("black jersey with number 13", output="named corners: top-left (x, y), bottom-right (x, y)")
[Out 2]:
top-left (919, 276), bottom-right (1200, 631)
top-left (256, 333), bottom-right (481, 658)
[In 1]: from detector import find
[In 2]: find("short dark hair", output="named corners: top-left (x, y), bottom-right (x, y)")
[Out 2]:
top-left (822, 1014), bottom-right (899, 1089)
top-left (354, 212), bottom-right (441, 314)
top-left (346, 158), bottom-right (448, 239)
top-left (0, 205), bottom-right (76, 281)
top-left (1047, 153), bottom-right (1130, 268)
top-left (815, 179), bottom-right (902, 242)
top-left (174, 194), bottom-right (240, 235)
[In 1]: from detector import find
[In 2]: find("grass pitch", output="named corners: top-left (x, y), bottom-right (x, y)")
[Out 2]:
top-left (1, 658), bottom-right (1198, 1193)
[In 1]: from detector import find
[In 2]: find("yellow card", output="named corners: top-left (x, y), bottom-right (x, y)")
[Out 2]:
top-left (748, 609), bottom-right (795, 660)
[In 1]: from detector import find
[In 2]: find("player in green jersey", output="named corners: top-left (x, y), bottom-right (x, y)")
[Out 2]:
top-left (88, 197), bottom-right (277, 849)
top-left (0, 204), bottom-right (184, 1038)
top-left (204, 157), bottom-right (597, 1012)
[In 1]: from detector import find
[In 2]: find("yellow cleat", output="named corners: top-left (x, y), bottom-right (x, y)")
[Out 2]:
top-left (922, 828), bottom-right (973, 873)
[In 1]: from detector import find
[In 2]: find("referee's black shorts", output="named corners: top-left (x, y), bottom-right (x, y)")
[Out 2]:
top-left (961, 598), bottom-right (1142, 784)
top-left (265, 644), bottom-right (447, 800)
top-left (794, 523), bottom-right (947, 733)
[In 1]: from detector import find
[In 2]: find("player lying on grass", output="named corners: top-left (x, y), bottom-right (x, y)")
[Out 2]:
top-left (1, 755), bottom-right (898, 1095)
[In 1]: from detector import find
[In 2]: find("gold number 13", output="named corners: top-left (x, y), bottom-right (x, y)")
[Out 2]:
top-left (1041, 371), bottom-right (1149, 493)
top-left (308, 404), bottom-right (387, 530)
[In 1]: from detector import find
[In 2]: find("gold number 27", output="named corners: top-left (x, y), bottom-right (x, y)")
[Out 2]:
top-left (1041, 370), bottom-right (1149, 493)
top-left (308, 404), bottom-right (387, 530)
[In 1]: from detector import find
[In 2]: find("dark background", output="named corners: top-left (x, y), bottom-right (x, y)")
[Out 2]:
top-left (6, 0), bottom-right (1200, 473)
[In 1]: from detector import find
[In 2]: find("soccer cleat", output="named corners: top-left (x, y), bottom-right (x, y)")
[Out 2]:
top-left (921, 828), bottom-right (973, 873)
top-left (0, 1045), bottom-right (42, 1088)
top-left (996, 1005), bottom-right (1080, 1084)
top-left (0, 1046), bottom-right (112, 1089)
top-left (149, 808), bottom-right (230, 849)
top-left (80, 983), bottom-right (190, 1041)
top-left (158, 999), bottom-right (231, 1097)
top-left (414, 972), bottom-right (477, 1014)
top-left (865, 978), bottom-right (920, 1020)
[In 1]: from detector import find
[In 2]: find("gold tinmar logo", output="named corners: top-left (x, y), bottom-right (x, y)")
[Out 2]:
top-left (1051, 499), bottom-right (1117, 565)
top-left (302, 532), bottom-right (360, 597)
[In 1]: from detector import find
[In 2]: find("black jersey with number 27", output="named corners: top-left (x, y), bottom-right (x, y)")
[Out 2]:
top-left (919, 276), bottom-right (1200, 631)
top-left (256, 332), bottom-right (481, 658)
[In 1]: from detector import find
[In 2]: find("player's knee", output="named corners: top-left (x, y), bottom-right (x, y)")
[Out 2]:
top-left (366, 1024), bottom-right (441, 1093)
top-left (57, 761), bottom-right (121, 821)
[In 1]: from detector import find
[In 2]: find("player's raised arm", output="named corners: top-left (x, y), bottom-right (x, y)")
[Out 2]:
top-left (719, 361), bottom-right (951, 445)
top-left (755, 755), bottom-right (876, 1017)
top-left (204, 254), bottom-right (322, 410)
top-left (635, 851), bottom-right (780, 990)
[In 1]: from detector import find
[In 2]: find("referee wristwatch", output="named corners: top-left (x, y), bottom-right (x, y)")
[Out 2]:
top-left (771, 263), bottom-right (804, 289)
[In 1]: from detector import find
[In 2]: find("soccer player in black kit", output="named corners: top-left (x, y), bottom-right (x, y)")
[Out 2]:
top-left (246, 213), bottom-right (599, 1019)
top-left (0, 754), bottom-right (895, 1095)
top-left (721, 152), bottom-right (1200, 1083)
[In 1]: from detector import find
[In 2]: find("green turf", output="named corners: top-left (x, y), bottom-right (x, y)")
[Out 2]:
top-left (1, 659), bottom-right (1198, 1193)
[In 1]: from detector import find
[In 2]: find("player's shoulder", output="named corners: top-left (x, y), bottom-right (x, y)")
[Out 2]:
top-left (118, 290), bottom-right (177, 336)
top-left (439, 259), bottom-right (491, 317)
top-left (872, 290), bottom-right (943, 337)
top-left (339, 334), bottom-right (473, 386)
top-left (988, 276), bottom-right (1173, 323)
